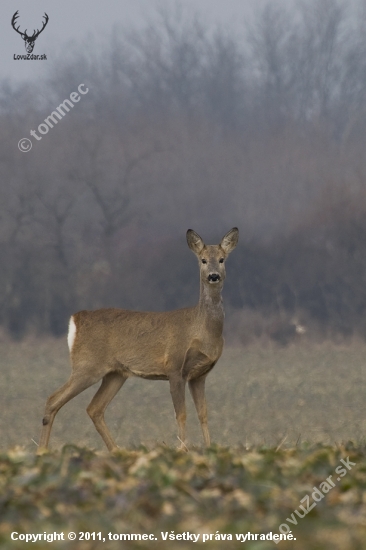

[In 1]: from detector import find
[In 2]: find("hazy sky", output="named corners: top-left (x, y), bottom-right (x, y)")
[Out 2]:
top-left (2, 0), bottom-right (274, 85)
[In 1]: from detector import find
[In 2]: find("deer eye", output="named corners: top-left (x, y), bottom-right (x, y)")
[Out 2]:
top-left (201, 259), bottom-right (207, 264)
top-left (219, 258), bottom-right (224, 263)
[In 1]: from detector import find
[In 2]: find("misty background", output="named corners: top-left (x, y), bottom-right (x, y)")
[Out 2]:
top-left (2, 0), bottom-right (366, 343)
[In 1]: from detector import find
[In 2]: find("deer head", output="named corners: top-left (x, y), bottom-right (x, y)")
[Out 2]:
top-left (187, 227), bottom-right (239, 289)
top-left (11, 11), bottom-right (49, 54)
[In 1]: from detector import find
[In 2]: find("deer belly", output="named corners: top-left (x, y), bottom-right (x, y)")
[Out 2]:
top-left (124, 357), bottom-right (169, 380)
top-left (135, 372), bottom-right (169, 380)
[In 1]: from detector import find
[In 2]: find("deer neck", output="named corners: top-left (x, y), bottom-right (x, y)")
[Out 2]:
top-left (196, 279), bottom-right (224, 336)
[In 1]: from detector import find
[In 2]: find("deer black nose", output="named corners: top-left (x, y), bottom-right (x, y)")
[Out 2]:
top-left (208, 273), bottom-right (221, 282)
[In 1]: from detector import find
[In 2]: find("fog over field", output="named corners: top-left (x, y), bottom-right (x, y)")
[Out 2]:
top-left (2, 0), bottom-right (366, 342)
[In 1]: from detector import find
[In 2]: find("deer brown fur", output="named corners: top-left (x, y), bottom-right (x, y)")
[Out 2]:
top-left (38, 228), bottom-right (238, 451)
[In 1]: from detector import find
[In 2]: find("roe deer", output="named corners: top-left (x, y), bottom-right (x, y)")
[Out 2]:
top-left (38, 228), bottom-right (238, 451)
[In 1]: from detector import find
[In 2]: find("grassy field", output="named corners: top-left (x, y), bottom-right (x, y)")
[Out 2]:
top-left (0, 443), bottom-right (365, 549)
top-left (1, 336), bottom-right (366, 548)
top-left (1, 336), bottom-right (366, 450)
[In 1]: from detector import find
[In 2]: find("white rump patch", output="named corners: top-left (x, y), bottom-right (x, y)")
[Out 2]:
top-left (67, 316), bottom-right (76, 352)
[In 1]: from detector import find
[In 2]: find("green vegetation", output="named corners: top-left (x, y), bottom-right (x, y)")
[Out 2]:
top-left (1, 338), bottom-right (366, 547)
top-left (0, 443), bottom-right (365, 549)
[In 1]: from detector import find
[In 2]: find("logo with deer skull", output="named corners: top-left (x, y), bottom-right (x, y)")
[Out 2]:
top-left (11, 11), bottom-right (49, 54)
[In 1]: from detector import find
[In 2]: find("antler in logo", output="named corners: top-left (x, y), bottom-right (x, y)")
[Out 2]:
top-left (11, 11), bottom-right (49, 54)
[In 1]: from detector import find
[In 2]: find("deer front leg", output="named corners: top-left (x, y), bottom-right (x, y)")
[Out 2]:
top-left (169, 375), bottom-right (187, 449)
top-left (189, 375), bottom-right (210, 447)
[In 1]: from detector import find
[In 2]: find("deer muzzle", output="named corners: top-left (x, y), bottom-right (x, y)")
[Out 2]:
top-left (208, 273), bottom-right (221, 283)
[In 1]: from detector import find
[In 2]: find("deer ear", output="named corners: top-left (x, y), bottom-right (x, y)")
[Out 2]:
top-left (220, 227), bottom-right (239, 254)
top-left (187, 229), bottom-right (205, 255)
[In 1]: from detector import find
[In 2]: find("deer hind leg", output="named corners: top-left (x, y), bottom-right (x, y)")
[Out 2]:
top-left (86, 371), bottom-right (127, 451)
top-left (169, 375), bottom-right (187, 449)
top-left (189, 375), bottom-right (210, 447)
top-left (38, 370), bottom-right (102, 452)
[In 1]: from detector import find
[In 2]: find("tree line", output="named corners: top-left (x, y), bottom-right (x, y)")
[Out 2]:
top-left (1, 0), bottom-right (366, 341)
